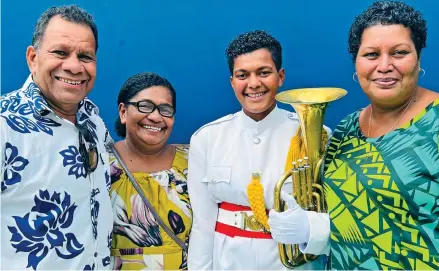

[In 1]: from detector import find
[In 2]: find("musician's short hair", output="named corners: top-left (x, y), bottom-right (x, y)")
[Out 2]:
top-left (348, 0), bottom-right (427, 62)
top-left (225, 30), bottom-right (282, 74)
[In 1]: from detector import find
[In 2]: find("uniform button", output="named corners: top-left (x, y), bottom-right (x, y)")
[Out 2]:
top-left (253, 137), bottom-right (261, 144)
top-left (94, 252), bottom-right (98, 257)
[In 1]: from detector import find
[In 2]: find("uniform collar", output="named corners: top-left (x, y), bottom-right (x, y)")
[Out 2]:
top-left (239, 105), bottom-right (283, 133)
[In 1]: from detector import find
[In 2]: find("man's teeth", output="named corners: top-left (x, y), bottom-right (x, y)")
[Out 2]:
top-left (247, 92), bottom-right (265, 98)
top-left (59, 77), bottom-right (82, 85)
top-left (142, 125), bottom-right (162, 131)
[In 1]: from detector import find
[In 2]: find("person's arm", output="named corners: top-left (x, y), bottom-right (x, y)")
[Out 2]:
top-left (187, 130), bottom-right (218, 270)
top-left (298, 124), bottom-right (332, 255)
top-left (268, 192), bottom-right (331, 256)
top-left (299, 211), bottom-right (330, 255)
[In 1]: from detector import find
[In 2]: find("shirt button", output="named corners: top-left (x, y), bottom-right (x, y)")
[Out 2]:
top-left (94, 252), bottom-right (98, 257)
top-left (253, 137), bottom-right (261, 144)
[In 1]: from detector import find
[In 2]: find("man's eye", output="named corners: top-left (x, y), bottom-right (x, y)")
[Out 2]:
top-left (236, 73), bottom-right (247, 79)
top-left (259, 71), bottom-right (271, 76)
top-left (51, 50), bottom-right (68, 56)
top-left (79, 54), bottom-right (95, 62)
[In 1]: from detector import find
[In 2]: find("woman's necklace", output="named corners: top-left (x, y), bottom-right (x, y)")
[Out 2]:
top-left (367, 95), bottom-right (416, 149)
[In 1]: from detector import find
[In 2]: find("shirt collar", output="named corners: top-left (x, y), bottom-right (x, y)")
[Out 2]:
top-left (21, 75), bottom-right (52, 116)
top-left (239, 105), bottom-right (283, 134)
top-left (21, 74), bottom-right (98, 120)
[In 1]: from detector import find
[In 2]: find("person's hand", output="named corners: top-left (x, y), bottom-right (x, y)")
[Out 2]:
top-left (268, 191), bottom-right (310, 245)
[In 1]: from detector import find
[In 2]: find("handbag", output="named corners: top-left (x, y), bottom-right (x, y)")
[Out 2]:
top-left (109, 143), bottom-right (188, 252)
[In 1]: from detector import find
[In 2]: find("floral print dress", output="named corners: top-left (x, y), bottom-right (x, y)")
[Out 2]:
top-left (109, 145), bottom-right (192, 270)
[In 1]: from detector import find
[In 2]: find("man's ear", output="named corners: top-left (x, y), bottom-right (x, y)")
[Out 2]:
top-left (278, 68), bottom-right (285, 87)
top-left (230, 75), bottom-right (234, 89)
top-left (26, 46), bottom-right (38, 75)
top-left (118, 103), bottom-right (127, 124)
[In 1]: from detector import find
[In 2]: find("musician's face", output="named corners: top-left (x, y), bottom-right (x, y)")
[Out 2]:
top-left (230, 48), bottom-right (284, 121)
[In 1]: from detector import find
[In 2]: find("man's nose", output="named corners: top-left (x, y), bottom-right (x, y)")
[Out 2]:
top-left (62, 56), bottom-right (84, 74)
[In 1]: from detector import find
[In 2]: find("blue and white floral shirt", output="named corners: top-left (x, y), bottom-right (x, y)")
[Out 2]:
top-left (0, 76), bottom-right (113, 270)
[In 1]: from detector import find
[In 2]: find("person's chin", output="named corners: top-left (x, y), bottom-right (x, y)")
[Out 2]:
top-left (371, 88), bottom-right (401, 102)
top-left (55, 91), bottom-right (87, 104)
top-left (140, 133), bottom-right (167, 146)
top-left (244, 106), bottom-right (273, 117)
top-left (246, 101), bottom-right (273, 113)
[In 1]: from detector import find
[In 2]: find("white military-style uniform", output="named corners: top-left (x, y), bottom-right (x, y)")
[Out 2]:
top-left (187, 106), bottom-right (329, 270)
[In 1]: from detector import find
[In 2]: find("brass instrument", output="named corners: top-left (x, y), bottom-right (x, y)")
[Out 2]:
top-left (274, 88), bottom-right (347, 268)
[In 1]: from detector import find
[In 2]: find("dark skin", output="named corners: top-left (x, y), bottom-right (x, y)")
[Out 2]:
top-left (359, 87), bottom-right (439, 138)
top-left (114, 140), bottom-right (176, 173)
top-left (26, 16), bottom-right (97, 123)
top-left (355, 25), bottom-right (439, 138)
top-left (115, 86), bottom-right (176, 173)
top-left (230, 48), bottom-right (285, 121)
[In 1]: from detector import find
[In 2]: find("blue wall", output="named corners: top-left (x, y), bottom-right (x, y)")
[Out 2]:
top-left (2, 0), bottom-right (439, 143)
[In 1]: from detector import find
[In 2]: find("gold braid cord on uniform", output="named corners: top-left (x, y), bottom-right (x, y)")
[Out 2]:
top-left (247, 128), bottom-right (328, 232)
top-left (247, 173), bottom-right (270, 231)
top-left (284, 128), bottom-right (328, 172)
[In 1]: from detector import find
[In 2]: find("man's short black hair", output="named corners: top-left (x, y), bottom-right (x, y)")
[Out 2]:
top-left (32, 5), bottom-right (98, 51)
top-left (225, 30), bottom-right (282, 74)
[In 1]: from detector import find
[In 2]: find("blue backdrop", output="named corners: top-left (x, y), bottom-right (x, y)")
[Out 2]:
top-left (2, 0), bottom-right (438, 143)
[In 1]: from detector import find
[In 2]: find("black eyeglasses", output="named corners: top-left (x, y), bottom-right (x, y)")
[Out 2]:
top-left (76, 122), bottom-right (98, 176)
top-left (125, 100), bottom-right (176, 118)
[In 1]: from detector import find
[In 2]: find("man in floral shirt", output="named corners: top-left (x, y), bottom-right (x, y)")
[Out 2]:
top-left (0, 5), bottom-right (113, 270)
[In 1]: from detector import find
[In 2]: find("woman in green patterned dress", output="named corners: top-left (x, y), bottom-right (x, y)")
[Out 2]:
top-left (269, 1), bottom-right (439, 270)
top-left (324, 1), bottom-right (439, 270)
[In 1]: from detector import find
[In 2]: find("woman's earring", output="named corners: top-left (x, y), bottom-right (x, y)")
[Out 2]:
top-left (420, 68), bottom-right (426, 79)
top-left (352, 72), bottom-right (359, 82)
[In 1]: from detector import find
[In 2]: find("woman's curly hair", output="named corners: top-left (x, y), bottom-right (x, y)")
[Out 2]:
top-left (348, 1), bottom-right (427, 62)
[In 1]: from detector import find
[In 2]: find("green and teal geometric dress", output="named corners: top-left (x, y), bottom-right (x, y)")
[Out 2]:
top-left (324, 99), bottom-right (439, 270)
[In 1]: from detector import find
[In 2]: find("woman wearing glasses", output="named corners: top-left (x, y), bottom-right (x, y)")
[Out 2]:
top-left (109, 72), bottom-right (191, 270)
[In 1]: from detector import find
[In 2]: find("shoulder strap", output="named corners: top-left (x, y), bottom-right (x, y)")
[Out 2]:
top-left (193, 113), bottom-right (236, 136)
top-left (109, 143), bottom-right (188, 252)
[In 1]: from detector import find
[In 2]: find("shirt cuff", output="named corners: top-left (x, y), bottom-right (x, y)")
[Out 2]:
top-left (299, 211), bottom-right (331, 256)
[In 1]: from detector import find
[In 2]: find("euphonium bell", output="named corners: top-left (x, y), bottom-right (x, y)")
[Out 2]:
top-left (274, 88), bottom-right (347, 268)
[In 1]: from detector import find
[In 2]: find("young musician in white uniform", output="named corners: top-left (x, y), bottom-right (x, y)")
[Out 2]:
top-left (187, 30), bottom-right (330, 270)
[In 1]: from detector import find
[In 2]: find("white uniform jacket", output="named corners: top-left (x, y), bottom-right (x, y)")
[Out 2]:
top-left (187, 107), bottom-right (330, 270)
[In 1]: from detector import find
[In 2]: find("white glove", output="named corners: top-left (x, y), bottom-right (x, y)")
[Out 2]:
top-left (268, 191), bottom-right (310, 245)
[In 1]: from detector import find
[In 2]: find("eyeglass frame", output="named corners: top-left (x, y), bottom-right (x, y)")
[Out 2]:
top-left (124, 100), bottom-right (176, 118)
